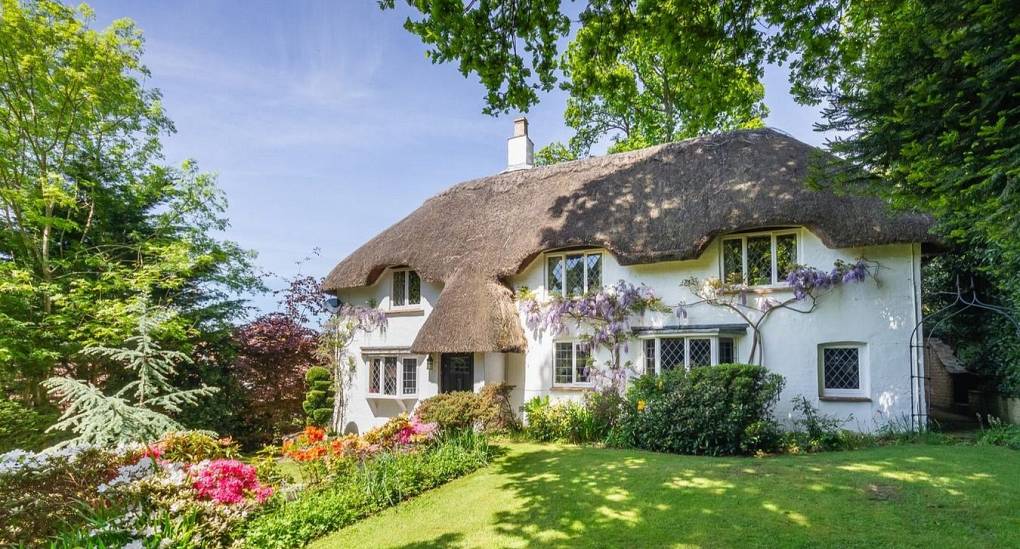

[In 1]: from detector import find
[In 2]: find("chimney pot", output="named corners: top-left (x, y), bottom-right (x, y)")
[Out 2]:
top-left (513, 117), bottom-right (528, 137)
top-left (506, 116), bottom-right (534, 171)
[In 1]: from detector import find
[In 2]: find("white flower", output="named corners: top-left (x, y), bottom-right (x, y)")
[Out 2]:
top-left (125, 540), bottom-right (144, 549)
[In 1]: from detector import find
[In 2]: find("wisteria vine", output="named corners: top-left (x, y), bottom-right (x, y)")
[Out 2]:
top-left (680, 258), bottom-right (878, 364)
top-left (519, 280), bottom-right (670, 392)
top-left (519, 259), bottom-right (878, 385)
top-left (319, 303), bottom-right (388, 432)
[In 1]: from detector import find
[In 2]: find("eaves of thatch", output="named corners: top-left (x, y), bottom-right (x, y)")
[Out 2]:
top-left (323, 128), bottom-right (936, 354)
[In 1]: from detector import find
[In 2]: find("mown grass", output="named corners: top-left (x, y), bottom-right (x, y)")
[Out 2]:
top-left (311, 441), bottom-right (1020, 548)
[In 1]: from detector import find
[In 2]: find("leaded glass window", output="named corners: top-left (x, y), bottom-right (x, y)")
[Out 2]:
top-left (554, 341), bottom-right (592, 385)
top-left (644, 339), bottom-right (656, 373)
top-left (383, 357), bottom-right (397, 395)
top-left (391, 269), bottom-right (420, 307)
top-left (369, 359), bottom-right (381, 393)
top-left (719, 338), bottom-right (735, 364)
top-left (689, 339), bottom-right (712, 367)
top-left (586, 254), bottom-right (602, 290)
top-left (546, 252), bottom-right (603, 296)
top-left (547, 256), bottom-right (564, 296)
top-left (647, 336), bottom-right (736, 372)
top-left (775, 234), bottom-right (797, 282)
top-left (402, 358), bottom-right (417, 394)
top-left (722, 238), bottom-right (743, 284)
top-left (660, 338), bottom-right (685, 372)
top-left (575, 345), bottom-right (591, 383)
top-left (408, 271), bottom-right (421, 305)
top-left (392, 271), bottom-right (406, 306)
top-left (721, 231), bottom-right (798, 286)
top-left (554, 342), bottom-right (573, 384)
top-left (565, 254), bottom-right (585, 296)
top-left (823, 347), bottom-right (861, 390)
top-left (747, 235), bottom-right (773, 286)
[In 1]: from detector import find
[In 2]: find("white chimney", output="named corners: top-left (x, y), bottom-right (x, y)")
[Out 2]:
top-left (506, 116), bottom-right (534, 171)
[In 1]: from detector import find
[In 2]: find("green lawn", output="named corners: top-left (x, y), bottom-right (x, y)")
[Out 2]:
top-left (311, 441), bottom-right (1020, 548)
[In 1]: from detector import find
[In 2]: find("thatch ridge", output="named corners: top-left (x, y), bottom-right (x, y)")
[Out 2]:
top-left (324, 128), bottom-right (935, 353)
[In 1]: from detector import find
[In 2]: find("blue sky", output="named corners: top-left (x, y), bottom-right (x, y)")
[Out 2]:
top-left (87, 1), bottom-right (831, 314)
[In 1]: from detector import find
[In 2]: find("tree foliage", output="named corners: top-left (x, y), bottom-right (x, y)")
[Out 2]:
top-left (378, 0), bottom-right (570, 116)
top-left (230, 313), bottom-right (317, 442)
top-left (0, 0), bottom-right (259, 406)
top-left (303, 366), bottom-right (334, 428)
top-left (43, 301), bottom-right (218, 448)
top-left (381, 0), bottom-right (766, 154)
top-left (386, 0), bottom-right (1020, 389)
top-left (561, 1), bottom-right (766, 154)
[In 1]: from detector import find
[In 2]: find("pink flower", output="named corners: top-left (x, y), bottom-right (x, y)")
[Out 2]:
top-left (191, 459), bottom-right (273, 505)
top-left (398, 416), bottom-right (439, 445)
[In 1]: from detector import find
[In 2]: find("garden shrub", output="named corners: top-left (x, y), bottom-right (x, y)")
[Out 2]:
top-left (780, 396), bottom-right (862, 453)
top-left (240, 431), bottom-right (491, 548)
top-left (477, 383), bottom-right (520, 432)
top-left (415, 385), bottom-right (521, 434)
top-left (0, 446), bottom-right (123, 546)
top-left (584, 389), bottom-right (625, 440)
top-left (303, 367), bottom-right (334, 427)
top-left (612, 364), bottom-right (785, 455)
top-left (977, 416), bottom-right (1020, 450)
top-left (523, 396), bottom-right (570, 442)
top-left (156, 431), bottom-right (240, 462)
top-left (0, 399), bottom-right (62, 452)
top-left (415, 391), bottom-right (481, 431)
top-left (522, 394), bottom-right (615, 444)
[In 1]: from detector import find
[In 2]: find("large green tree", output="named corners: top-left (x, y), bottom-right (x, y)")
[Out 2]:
top-left (382, 0), bottom-right (767, 155)
top-left (560, 2), bottom-right (766, 154)
top-left (384, 0), bottom-right (1020, 390)
top-left (0, 0), bottom-right (259, 406)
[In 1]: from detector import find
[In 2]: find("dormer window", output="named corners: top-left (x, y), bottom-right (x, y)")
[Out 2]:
top-left (547, 252), bottom-right (602, 297)
top-left (721, 230), bottom-right (798, 286)
top-left (392, 269), bottom-right (421, 307)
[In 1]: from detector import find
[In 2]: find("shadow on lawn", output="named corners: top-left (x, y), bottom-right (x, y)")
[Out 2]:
top-left (487, 445), bottom-right (1006, 548)
top-left (397, 532), bottom-right (465, 548)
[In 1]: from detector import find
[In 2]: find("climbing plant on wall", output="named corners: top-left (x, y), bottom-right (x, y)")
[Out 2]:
top-left (679, 259), bottom-right (877, 365)
top-left (519, 260), bottom-right (877, 387)
top-left (519, 281), bottom-right (670, 393)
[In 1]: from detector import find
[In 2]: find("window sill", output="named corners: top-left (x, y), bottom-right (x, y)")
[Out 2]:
top-left (819, 396), bottom-right (871, 403)
top-left (718, 284), bottom-right (793, 296)
top-left (386, 307), bottom-right (424, 317)
top-left (551, 385), bottom-right (594, 392)
top-left (366, 393), bottom-right (418, 399)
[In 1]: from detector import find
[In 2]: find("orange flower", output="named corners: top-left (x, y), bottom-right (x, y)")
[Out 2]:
top-left (304, 426), bottom-right (326, 443)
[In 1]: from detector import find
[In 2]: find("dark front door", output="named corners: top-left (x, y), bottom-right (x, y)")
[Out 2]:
top-left (440, 353), bottom-right (474, 393)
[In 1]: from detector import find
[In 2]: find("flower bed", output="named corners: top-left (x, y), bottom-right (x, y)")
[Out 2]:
top-left (0, 415), bottom-right (489, 547)
top-left (241, 429), bottom-right (491, 548)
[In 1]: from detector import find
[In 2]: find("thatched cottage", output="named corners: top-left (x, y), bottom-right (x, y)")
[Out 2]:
top-left (324, 121), bottom-right (935, 434)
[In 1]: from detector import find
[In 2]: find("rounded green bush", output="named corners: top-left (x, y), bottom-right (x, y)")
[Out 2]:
top-left (303, 367), bottom-right (334, 427)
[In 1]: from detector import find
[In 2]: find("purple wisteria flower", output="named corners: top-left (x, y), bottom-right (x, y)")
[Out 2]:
top-left (785, 259), bottom-right (871, 300)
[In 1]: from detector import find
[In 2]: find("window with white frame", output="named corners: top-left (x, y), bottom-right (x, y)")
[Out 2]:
top-left (402, 358), bottom-right (417, 395)
top-left (547, 252), bottom-right (602, 297)
top-left (367, 356), bottom-right (419, 395)
top-left (819, 343), bottom-right (867, 398)
top-left (391, 269), bottom-right (421, 307)
top-left (643, 336), bottom-right (738, 374)
top-left (718, 337), bottom-right (735, 364)
top-left (721, 230), bottom-right (798, 286)
top-left (553, 341), bottom-right (591, 386)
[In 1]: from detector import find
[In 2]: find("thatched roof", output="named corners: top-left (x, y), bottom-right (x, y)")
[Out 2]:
top-left (324, 128), bottom-right (935, 354)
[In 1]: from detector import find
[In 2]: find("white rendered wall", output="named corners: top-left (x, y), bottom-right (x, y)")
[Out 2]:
top-left (338, 271), bottom-right (511, 433)
top-left (337, 228), bottom-right (923, 434)
top-left (510, 229), bottom-right (924, 432)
